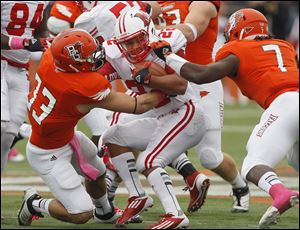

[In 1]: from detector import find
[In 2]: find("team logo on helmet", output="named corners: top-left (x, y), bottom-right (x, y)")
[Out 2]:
top-left (65, 42), bottom-right (82, 61)
top-left (244, 26), bottom-right (254, 35)
top-left (259, 22), bottom-right (267, 33)
top-left (227, 11), bottom-right (245, 34)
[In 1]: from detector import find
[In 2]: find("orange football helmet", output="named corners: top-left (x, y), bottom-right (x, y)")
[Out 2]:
top-left (75, 1), bottom-right (98, 12)
top-left (51, 28), bottom-right (106, 72)
top-left (224, 8), bottom-right (269, 43)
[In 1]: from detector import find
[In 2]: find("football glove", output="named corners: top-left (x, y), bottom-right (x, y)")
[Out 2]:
top-left (150, 40), bottom-right (172, 61)
top-left (23, 37), bottom-right (53, 52)
top-left (132, 62), bottom-right (152, 85)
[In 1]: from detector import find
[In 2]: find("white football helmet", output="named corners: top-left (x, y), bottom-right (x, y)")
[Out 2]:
top-left (75, 1), bottom-right (98, 12)
top-left (114, 9), bottom-right (158, 63)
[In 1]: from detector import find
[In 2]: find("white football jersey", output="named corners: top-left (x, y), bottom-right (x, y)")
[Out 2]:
top-left (74, 1), bottom-right (150, 42)
top-left (1, 1), bottom-right (48, 64)
top-left (104, 28), bottom-right (197, 116)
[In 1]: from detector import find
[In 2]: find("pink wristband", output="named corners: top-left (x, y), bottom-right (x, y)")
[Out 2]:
top-left (8, 37), bottom-right (25, 49)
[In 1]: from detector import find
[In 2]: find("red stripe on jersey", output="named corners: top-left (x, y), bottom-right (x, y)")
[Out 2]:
top-left (145, 100), bottom-right (195, 169)
top-left (1, 56), bottom-right (29, 69)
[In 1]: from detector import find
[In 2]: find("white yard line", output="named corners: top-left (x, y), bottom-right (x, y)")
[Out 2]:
top-left (2, 176), bottom-right (298, 197)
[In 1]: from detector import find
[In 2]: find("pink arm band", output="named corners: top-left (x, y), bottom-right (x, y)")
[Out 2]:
top-left (8, 37), bottom-right (25, 50)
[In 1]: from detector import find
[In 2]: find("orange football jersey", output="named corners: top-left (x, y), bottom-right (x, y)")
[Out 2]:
top-left (50, 1), bottom-right (82, 24)
top-left (28, 49), bottom-right (111, 149)
top-left (158, 1), bottom-right (220, 64)
top-left (216, 39), bottom-right (299, 109)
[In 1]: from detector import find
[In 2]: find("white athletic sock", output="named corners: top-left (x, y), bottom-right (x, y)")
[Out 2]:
top-left (111, 152), bottom-right (145, 198)
top-left (32, 198), bottom-right (53, 215)
top-left (230, 173), bottom-right (247, 189)
top-left (258, 171), bottom-right (282, 194)
top-left (105, 169), bottom-right (120, 201)
top-left (147, 167), bottom-right (183, 216)
top-left (93, 193), bottom-right (112, 215)
top-left (171, 153), bottom-right (191, 172)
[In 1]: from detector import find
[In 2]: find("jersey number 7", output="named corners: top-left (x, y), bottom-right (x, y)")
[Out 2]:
top-left (262, 44), bottom-right (287, 73)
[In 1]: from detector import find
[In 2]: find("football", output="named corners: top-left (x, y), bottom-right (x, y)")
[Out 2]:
top-left (134, 61), bottom-right (167, 76)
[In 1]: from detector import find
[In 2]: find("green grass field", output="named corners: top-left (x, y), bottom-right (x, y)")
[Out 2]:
top-left (1, 102), bottom-right (299, 229)
top-left (1, 195), bottom-right (299, 229)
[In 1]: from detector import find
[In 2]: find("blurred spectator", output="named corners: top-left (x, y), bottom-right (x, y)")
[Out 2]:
top-left (288, 15), bottom-right (299, 60)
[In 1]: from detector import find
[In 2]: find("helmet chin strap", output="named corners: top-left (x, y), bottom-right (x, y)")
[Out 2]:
top-left (239, 28), bottom-right (245, 40)
top-left (69, 64), bottom-right (80, 72)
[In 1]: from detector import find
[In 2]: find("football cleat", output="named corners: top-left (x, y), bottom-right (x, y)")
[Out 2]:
top-left (94, 208), bottom-right (121, 224)
top-left (114, 206), bottom-right (143, 224)
top-left (231, 185), bottom-right (250, 213)
top-left (146, 213), bottom-right (189, 229)
top-left (8, 148), bottom-right (25, 162)
top-left (116, 195), bottom-right (153, 227)
top-left (184, 172), bottom-right (210, 213)
top-left (18, 188), bottom-right (44, 226)
top-left (259, 191), bottom-right (299, 229)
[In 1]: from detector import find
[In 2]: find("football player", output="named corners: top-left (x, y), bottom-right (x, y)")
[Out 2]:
top-left (150, 8), bottom-right (299, 229)
top-left (75, 2), bottom-right (211, 218)
top-left (150, 0), bottom-right (250, 213)
top-left (100, 10), bottom-right (211, 228)
top-left (1, 1), bottom-right (50, 176)
top-left (17, 28), bottom-right (165, 226)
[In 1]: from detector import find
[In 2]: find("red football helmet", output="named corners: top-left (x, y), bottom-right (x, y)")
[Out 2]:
top-left (114, 9), bottom-right (158, 64)
top-left (51, 28), bottom-right (106, 72)
top-left (75, 1), bottom-right (98, 12)
top-left (224, 8), bottom-right (269, 43)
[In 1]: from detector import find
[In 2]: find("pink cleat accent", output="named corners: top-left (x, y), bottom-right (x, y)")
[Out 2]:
top-left (269, 184), bottom-right (299, 214)
top-left (8, 148), bottom-right (25, 162)
top-left (259, 185), bottom-right (299, 229)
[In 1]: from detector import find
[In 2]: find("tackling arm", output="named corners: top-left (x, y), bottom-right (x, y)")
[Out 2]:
top-left (149, 73), bottom-right (188, 95)
top-left (77, 91), bottom-right (166, 114)
top-left (166, 53), bottom-right (240, 84)
top-left (131, 62), bottom-right (188, 95)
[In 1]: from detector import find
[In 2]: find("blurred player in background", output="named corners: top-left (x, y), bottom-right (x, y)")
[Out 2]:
top-left (150, 0), bottom-right (250, 212)
top-left (1, 1), bottom-right (51, 175)
top-left (47, 1), bottom-right (86, 37)
top-left (151, 8), bottom-right (299, 229)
